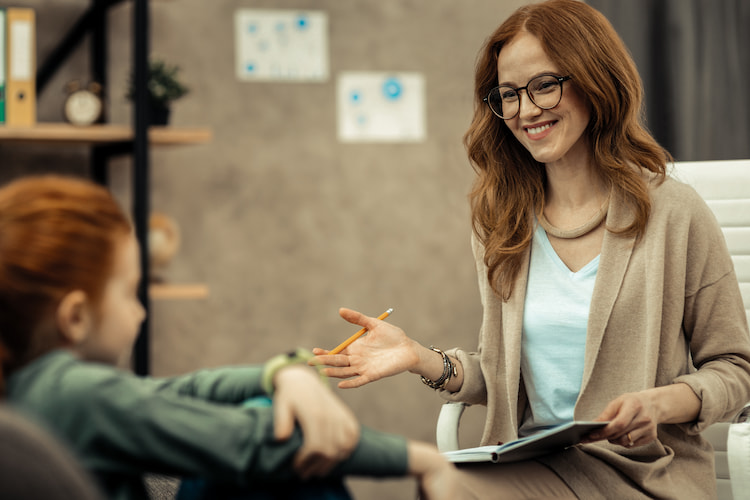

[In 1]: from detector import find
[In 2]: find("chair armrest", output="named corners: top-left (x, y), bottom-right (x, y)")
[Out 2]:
top-left (436, 401), bottom-right (468, 452)
top-left (728, 418), bottom-right (750, 499)
top-left (733, 402), bottom-right (750, 423)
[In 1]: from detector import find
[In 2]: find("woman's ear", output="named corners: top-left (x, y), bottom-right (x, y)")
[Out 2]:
top-left (56, 290), bottom-right (92, 345)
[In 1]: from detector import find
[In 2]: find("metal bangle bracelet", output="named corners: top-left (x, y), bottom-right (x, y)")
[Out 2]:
top-left (420, 346), bottom-right (457, 390)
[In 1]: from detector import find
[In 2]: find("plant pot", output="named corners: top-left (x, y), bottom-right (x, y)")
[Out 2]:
top-left (150, 105), bottom-right (171, 126)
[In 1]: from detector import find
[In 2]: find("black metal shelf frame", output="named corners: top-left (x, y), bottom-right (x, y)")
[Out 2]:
top-left (37, 0), bottom-right (152, 375)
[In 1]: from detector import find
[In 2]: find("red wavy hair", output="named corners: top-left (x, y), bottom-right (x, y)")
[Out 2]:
top-left (0, 175), bottom-right (132, 392)
top-left (464, 0), bottom-right (671, 300)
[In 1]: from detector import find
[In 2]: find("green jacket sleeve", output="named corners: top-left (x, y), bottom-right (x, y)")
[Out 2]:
top-left (8, 351), bottom-right (409, 487)
top-left (143, 364), bottom-right (267, 404)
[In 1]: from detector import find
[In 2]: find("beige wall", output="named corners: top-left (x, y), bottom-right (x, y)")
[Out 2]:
top-left (3, 1), bottom-right (528, 498)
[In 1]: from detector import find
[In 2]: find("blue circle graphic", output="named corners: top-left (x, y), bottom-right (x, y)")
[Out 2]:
top-left (382, 77), bottom-right (403, 100)
top-left (296, 14), bottom-right (309, 30)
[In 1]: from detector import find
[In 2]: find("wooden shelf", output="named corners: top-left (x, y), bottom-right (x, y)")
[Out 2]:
top-left (0, 122), bottom-right (212, 146)
top-left (149, 283), bottom-right (209, 300)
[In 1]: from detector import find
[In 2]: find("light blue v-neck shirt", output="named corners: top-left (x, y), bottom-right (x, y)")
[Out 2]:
top-left (519, 224), bottom-right (599, 436)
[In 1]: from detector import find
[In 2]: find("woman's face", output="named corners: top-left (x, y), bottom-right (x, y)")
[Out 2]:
top-left (496, 31), bottom-right (591, 168)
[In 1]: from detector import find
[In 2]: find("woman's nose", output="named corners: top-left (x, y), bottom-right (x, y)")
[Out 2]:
top-left (518, 91), bottom-right (542, 119)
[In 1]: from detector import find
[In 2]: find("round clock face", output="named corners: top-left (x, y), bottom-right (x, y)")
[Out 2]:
top-left (64, 90), bottom-right (103, 126)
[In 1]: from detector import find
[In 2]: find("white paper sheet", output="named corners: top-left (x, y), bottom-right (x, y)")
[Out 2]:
top-left (234, 9), bottom-right (328, 82)
top-left (337, 71), bottom-right (426, 143)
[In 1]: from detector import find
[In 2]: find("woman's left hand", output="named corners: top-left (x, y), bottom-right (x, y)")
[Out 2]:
top-left (586, 383), bottom-right (700, 448)
top-left (585, 392), bottom-right (660, 448)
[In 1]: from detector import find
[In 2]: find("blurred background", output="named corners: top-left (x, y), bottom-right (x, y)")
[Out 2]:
top-left (0, 1), bottom-right (747, 499)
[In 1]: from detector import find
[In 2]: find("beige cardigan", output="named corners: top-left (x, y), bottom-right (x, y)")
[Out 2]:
top-left (444, 175), bottom-right (750, 499)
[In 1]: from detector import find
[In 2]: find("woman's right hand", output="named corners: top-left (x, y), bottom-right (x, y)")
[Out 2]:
top-left (312, 307), bottom-right (422, 389)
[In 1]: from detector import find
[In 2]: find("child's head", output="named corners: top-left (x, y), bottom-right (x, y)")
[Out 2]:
top-left (0, 175), bottom-right (145, 389)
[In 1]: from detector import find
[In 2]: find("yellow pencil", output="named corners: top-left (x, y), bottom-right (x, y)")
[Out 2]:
top-left (329, 308), bottom-right (393, 354)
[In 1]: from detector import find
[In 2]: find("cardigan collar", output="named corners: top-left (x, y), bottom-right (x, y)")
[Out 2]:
top-left (500, 188), bottom-right (638, 424)
top-left (580, 188), bottom-right (637, 392)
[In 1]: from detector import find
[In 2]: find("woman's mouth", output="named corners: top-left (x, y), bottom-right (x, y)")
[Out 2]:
top-left (524, 121), bottom-right (556, 139)
top-left (526, 122), bottom-right (553, 135)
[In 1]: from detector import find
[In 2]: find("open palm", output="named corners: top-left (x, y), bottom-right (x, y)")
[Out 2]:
top-left (312, 308), bottom-right (421, 389)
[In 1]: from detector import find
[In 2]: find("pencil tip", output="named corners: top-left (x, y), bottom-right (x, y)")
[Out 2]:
top-left (386, 308), bottom-right (393, 314)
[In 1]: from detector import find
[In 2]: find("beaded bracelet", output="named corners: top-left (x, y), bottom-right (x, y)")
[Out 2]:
top-left (420, 346), bottom-right (457, 390)
top-left (260, 347), bottom-right (326, 396)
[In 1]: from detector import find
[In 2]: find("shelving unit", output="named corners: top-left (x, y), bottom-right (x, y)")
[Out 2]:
top-left (0, 123), bottom-right (212, 145)
top-left (8, 0), bottom-right (212, 375)
top-left (0, 123), bottom-right (211, 303)
top-left (150, 284), bottom-right (209, 300)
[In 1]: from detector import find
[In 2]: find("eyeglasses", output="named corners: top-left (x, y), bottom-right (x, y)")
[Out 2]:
top-left (484, 74), bottom-right (572, 120)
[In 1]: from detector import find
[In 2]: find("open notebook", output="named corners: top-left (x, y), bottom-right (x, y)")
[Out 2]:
top-left (443, 421), bottom-right (608, 464)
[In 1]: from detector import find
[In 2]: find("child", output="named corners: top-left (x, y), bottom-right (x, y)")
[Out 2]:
top-left (0, 175), bottom-right (456, 500)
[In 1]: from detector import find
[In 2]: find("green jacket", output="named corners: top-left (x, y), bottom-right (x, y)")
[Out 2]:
top-left (7, 350), bottom-right (408, 500)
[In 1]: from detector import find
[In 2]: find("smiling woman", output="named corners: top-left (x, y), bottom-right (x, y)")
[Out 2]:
top-left (312, 1), bottom-right (750, 498)
top-left (466, 0), bottom-right (666, 294)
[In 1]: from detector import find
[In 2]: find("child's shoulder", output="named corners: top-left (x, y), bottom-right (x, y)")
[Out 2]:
top-left (9, 350), bottom-right (133, 410)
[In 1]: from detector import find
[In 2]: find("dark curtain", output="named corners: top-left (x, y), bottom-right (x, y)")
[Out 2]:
top-left (587, 0), bottom-right (750, 161)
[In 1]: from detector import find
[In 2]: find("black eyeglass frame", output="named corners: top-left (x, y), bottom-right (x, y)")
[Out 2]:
top-left (483, 74), bottom-right (572, 120)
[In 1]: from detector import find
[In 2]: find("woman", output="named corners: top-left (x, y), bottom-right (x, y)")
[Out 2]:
top-left (314, 1), bottom-right (750, 498)
top-left (0, 175), bottom-right (457, 500)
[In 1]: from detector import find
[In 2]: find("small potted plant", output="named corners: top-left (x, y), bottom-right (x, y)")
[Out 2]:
top-left (126, 58), bottom-right (189, 125)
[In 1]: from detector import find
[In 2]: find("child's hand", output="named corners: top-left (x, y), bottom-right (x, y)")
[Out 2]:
top-left (406, 440), bottom-right (459, 500)
top-left (272, 364), bottom-right (360, 479)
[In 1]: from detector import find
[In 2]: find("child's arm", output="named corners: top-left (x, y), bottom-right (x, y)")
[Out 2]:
top-left (406, 440), bottom-right (459, 500)
top-left (11, 351), bottom-right (452, 493)
top-left (272, 364), bottom-right (359, 479)
top-left (52, 363), bottom-right (397, 482)
top-left (146, 364), bottom-right (267, 403)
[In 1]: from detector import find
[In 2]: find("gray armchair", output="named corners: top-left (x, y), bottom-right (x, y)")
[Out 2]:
top-left (0, 405), bottom-right (103, 500)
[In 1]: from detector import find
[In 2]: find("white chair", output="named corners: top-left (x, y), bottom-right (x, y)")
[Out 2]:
top-left (672, 160), bottom-right (750, 326)
top-left (673, 159), bottom-right (750, 500)
top-left (728, 414), bottom-right (750, 500)
top-left (436, 159), bottom-right (750, 500)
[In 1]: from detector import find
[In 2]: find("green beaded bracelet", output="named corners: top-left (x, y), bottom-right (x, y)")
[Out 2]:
top-left (260, 348), bottom-right (326, 396)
